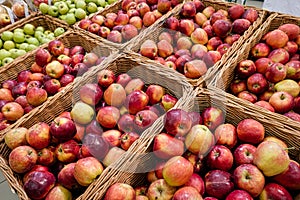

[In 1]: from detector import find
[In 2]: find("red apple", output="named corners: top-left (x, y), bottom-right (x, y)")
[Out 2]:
top-left (206, 145), bottom-right (233, 171)
top-left (236, 60), bottom-right (256, 78)
top-left (146, 179), bottom-right (176, 199)
top-left (44, 79), bottom-right (61, 95)
top-left (26, 87), bottom-right (48, 107)
top-left (255, 57), bottom-right (273, 74)
top-left (79, 83), bottom-right (103, 106)
top-left (273, 160), bottom-right (300, 190)
top-left (178, 19), bottom-right (195, 36)
top-left (105, 183), bottom-right (136, 200)
top-left (269, 91), bottom-right (294, 113)
top-left (45, 60), bottom-right (65, 79)
top-left (266, 29), bottom-right (289, 49)
top-left (184, 173), bottom-right (205, 195)
top-left (259, 183), bottom-right (293, 200)
top-left (134, 110), bottom-right (158, 133)
top-left (120, 132), bottom-right (140, 150)
top-left (48, 40), bottom-right (65, 56)
top-left (237, 91), bottom-right (257, 103)
top-left (97, 69), bottom-right (116, 87)
top-left (26, 122), bottom-right (51, 150)
top-left (228, 4), bottom-right (245, 20)
top-left (9, 145), bottom-right (38, 173)
top-left (247, 73), bottom-right (268, 94)
top-left (202, 107), bottom-right (224, 131)
top-left (214, 123), bottom-right (237, 149)
top-left (232, 18), bottom-right (251, 35)
top-left (226, 190), bottom-right (253, 200)
top-left (79, 19), bottom-right (93, 30)
top-left (2, 102), bottom-right (24, 121)
top-left (230, 79), bottom-right (247, 95)
top-left (234, 143), bottom-right (257, 166)
top-left (157, 0), bottom-right (171, 14)
top-left (102, 129), bottom-right (122, 147)
top-left (55, 139), bottom-right (80, 163)
top-left (268, 48), bottom-right (290, 64)
top-left (172, 186), bottom-right (202, 200)
top-left (37, 146), bottom-right (56, 166)
top-left (104, 83), bottom-right (126, 107)
top-left (121, 24), bottom-right (139, 40)
top-left (4, 127), bottom-right (28, 149)
top-left (35, 48), bottom-right (52, 67)
top-left (254, 100), bottom-right (275, 112)
top-left (116, 73), bottom-right (132, 88)
top-left (251, 43), bottom-right (271, 58)
top-left (212, 19), bottom-right (232, 38)
top-left (164, 109), bottom-right (192, 136)
top-left (82, 133), bottom-right (109, 160)
top-left (285, 60), bottom-right (300, 79)
top-left (237, 119), bottom-right (265, 144)
top-left (96, 106), bottom-right (120, 128)
top-left (124, 90), bottom-right (149, 114)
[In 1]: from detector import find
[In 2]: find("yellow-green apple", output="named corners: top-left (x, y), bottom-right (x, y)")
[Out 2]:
top-left (9, 145), bottom-right (38, 173)
top-left (273, 160), bottom-right (300, 190)
top-left (48, 40), bottom-right (65, 56)
top-left (45, 60), bottom-right (64, 79)
top-left (116, 73), bottom-right (132, 88)
top-left (212, 20), bottom-right (232, 38)
top-left (37, 146), bottom-right (56, 166)
top-left (207, 145), bottom-right (233, 171)
top-left (253, 141), bottom-right (290, 176)
top-left (164, 109), bottom-right (192, 136)
top-left (237, 119), bottom-right (264, 144)
top-left (268, 48), bottom-right (290, 64)
top-left (26, 87), bottom-right (48, 107)
top-left (232, 19), bottom-right (251, 35)
top-left (59, 74), bottom-right (75, 87)
top-left (124, 90), bottom-right (149, 114)
top-left (44, 79), bottom-right (61, 95)
top-left (161, 94), bottom-right (177, 111)
top-left (55, 139), bottom-right (80, 163)
top-left (233, 164), bottom-right (265, 197)
top-left (214, 123), bottom-right (237, 149)
top-left (184, 173), bottom-right (205, 195)
top-left (269, 91), bottom-right (294, 113)
top-left (254, 57), bottom-right (273, 74)
top-left (97, 69), bottom-right (116, 88)
top-left (178, 19), bottom-right (195, 36)
top-left (45, 185), bottom-right (72, 200)
top-left (4, 127), bottom-right (28, 149)
top-left (230, 79), bottom-right (247, 95)
top-left (86, 119), bottom-right (103, 135)
top-left (238, 91), bottom-right (257, 103)
top-left (58, 163), bottom-right (81, 190)
top-left (263, 136), bottom-right (288, 151)
top-left (74, 157), bottom-right (103, 186)
top-left (201, 107), bottom-right (225, 131)
top-left (165, 16), bottom-right (179, 30)
top-left (102, 147), bottom-right (125, 167)
top-left (120, 132), bottom-right (139, 150)
top-left (35, 48), bottom-right (52, 67)
top-left (225, 190), bottom-right (253, 200)
top-left (82, 133), bottom-right (109, 160)
top-left (104, 83), bottom-right (126, 107)
top-left (18, 70), bottom-right (32, 83)
top-left (134, 110), bottom-right (158, 133)
top-left (254, 100), bottom-right (275, 112)
top-left (162, 156), bottom-right (193, 186)
top-left (121, 24), bottom-right (139, 40)
top-left (153, 132), bottom-right (184, 159)
top-left (275, 79), bottom-right (300, 97)
top-left (266, 29), bottom-right (289, 49)
top-left (247, 73), bottom-right (268, 94)
top-left (234, 143), bottom-right (257, 166)
top-left (259, 183), bottom-right (293, 200)
top-left (140, 39), bottom-right (158, 59)
top-left (228, 4), bottom-right (245, 20)
top-left (50, 116), bottom-right (76, 142)
top-left (79, 83), bottom-right (103, 106)
top-left (23, 171), bottom-right (56, 200)
top-left (2, 102), bottom-right (24, 121)
top-left (147, 179), bottom-right (176, 200)
top-left (104, 183), bottom-right (135, 200)
top-left (124, 78), bottom-right (145, 94)
top-left (26, 122), bottom-right (51, 150)
top-left (205, 170), bottom-right (234, 199)
top-left (173, 186), bottom-right (202, 200)
top-left (71, 102), bottom-right (95, 125)
top-left (285, 60), bottom-right (300, 79)
top-left (102, 129), bottom-right (122, 147)
top-left (2, 79), bottom-right (17, 90)
top-left (184, 59), bottom-right (207, 79)
top-left (0, 88), bottom-right (14, 101)
top-left (185, 124), bottom-right (215, 157)
top-left (278, 23), bottom-right (300, 40)
top-left (235, 60), bottom-right (256, 79)
top-left (251, 43), bottom-right (271, 58)
top-left (96, 106), bottom-right (120, 128)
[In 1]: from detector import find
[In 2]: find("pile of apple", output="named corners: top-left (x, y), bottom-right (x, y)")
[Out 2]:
top-left (78, 0), bottom-right (183, 43)
top-left (0, 2), bottom-right (30, 28)
top-left (104, 107), bottom-right (300, 199)
top-left (0, 25), bottom-right (65, 66)
top-left (0, 39), bottom-right (105, 130)
top-left (138, 0), bottom-right (259, 79)
top-left (230, 23), bottom-right (300, 122)
top-left (4, 69), bottom-right (178, 199)
top-left (38, 0), bottom-right (118, 25)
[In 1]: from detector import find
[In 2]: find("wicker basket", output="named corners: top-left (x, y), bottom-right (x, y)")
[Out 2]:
top-left (0, 30), bottom-right (118, 140)
top-left (76, 86), bottom-right (300, 200)
top-left (208, 13), bottom-right (300, 140)
top-left (0, 53), bottom-right (194, 200)
top-left (73, 0), bottom-right (183, 50)
top-left (125, 0), bottom-right (267, 86)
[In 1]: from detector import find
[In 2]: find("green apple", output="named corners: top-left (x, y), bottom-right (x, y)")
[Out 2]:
top-left (76, 0), bottom-right (86, 9)
top-left (16, 49), bottom-right (27, 57)
top-left (58, 2), bottom-right (69, 14)
top-left (9, 49), bottom-right (19, 59)
top-left (65, 13), bottom-right (77, 25)
top-left (87, 2), bottom-right (97, 13)
top-left (23, 24), bottom-right (35, 35)
top-left (52, 0), bottom-right (62, 3)
top-left (15, 43), bottom-right (21, 48)
top-left (27, 37), bottom-right (39, 46)
top-left (2, 57), bottom-right (14, 65)
top-left (44, 30), bottom-right (52, 35)
top-left (66, 0), bottom-right (73, 7)
top-left (0, 60), bottom-right (2, 66)
top-left (19, 43), bottom-right (29, 51)
top-left (36, 26), bottom-right (45, 33)
top-left (0, 39), bottom-right (2, 49)
top-left (0, 49), bottom-right (11, 60)
top-left (48, 5), bottom-right (59, 17)
top-left (37, 34), bottom-right (46, 42)
top-left (54, 27), bottom-right (65, 37)
top-left (68, 8), bottom-right (76, 13)
top-left (96, 0), bottom-right (106, 7)
top-left (34, 31), bottom-right (43, 39)
top-left (14, 28), bottom-right (24, 33)
top-left (59, 15), bottom-right (67, 21)
top-left (1, 31), bottom-right (14, 41)
top-left (3, 41), bottom-right (15, 50)
top-left (39, 3), bottom-right (49, 14)
top-left (26, 44), bottom-right (37, 52)
top-left (13, 32), bottom-right (25, 43)
top-left (97, 7), bottom-right (103, 12)
top-left (40, 38), bottom-right (51, 44)
top-left (75, 8), bottom-right (86, 19)
top-left (107, 0), bottom-right (117, 4)
top-left (46, 33), bottom-right (55, 40)
top-left (69, 4), bottom-right (76, 9)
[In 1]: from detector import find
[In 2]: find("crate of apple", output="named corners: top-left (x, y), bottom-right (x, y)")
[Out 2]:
top-left (128, 0), bottom-right (265, 85)
top-left (100, 99), bottom-right (300, 199)
top-left (214, 14), bottom-right (300, 123)
top-left (2, 68), bottom-right (181, 199)
top-left (38, 0), bottom-right (119, 26)
top-left (0, 31), bottom-right (115, 132)
top-left (75, 0), bottom-right (183, 48)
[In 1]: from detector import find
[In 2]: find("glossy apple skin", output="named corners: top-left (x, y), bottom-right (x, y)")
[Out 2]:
top-left (259, 183), bottom-right (293, 200)
top-left (234, 143), bottom-right (257, 166)
top-left (269, 91), bottom-right (294, 114)
top-left (124, 90), bottom-right (149, 115)
top-left (173, 186), bottom-right (202, 200)
top-left (58, 163), bottom-right (81, 190)
top-left (55, 139), bottom-right (80, 163)
top-left (96, 106), bottom-right (120, 128)
top-left (134, 110), bottom-right (158, 133)
top-left (205, 170), bottom-right (234, 199)
top-left (225, 190), bottom-right (253, 200)
top-left (206, 145), bottom-right (234, 171)
top-left (273, 160), bottom-right (300, 190)
top-left (50, 116), bottom-right (77, 142)
top-left (37, 147), bottom-right (56, 166)
top-left (147, 179), bottom-right (176, 200)
top-left (79, 83), bottom-right (103, 106)
top-left (214, 123), bottom-right (237, 149)
top-left (82, 133), bottom-right (109, 160)
top-left (201, 107), bottom-right (225, 131)
top-left (104, 183), bottom-right (136, 200)
top-left (184, 173), bottom-right (205, 195)
top-left (45, 185), bottom-right (72, 200)
top-left (26, 122), bottom-right (51, 150)
top-left (153, 133), bottom-right (184, 159)
top-left (237, 119), bottom-right (265, 144)
top-left (164, 109), bottom-right (192, 137)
